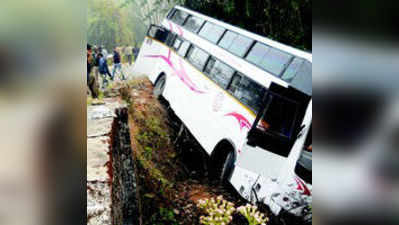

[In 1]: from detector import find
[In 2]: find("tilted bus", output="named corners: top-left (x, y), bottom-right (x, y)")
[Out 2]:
top-left (133, 5), bottom-right (312, 220)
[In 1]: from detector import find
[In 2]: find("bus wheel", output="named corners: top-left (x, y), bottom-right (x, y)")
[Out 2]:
top-left (153, 74), bottom-right (166, 98)
top-left (213, 149), bottom-right (234, 184)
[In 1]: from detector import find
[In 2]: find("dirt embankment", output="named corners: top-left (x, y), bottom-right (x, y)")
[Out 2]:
top-left (119, 78), bottom-right (255, 225)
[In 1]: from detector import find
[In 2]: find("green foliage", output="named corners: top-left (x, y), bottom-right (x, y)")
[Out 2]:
top-left (147, 207), bottom-right (179, 225)
top-left (88, 0), bottom-right (138, 51)
top-left (135, 115), bottom-right (169, 154)
top-left (122, 0), bottom-right (182, 25)
top-left (183, 0), bottom-right (311, 50)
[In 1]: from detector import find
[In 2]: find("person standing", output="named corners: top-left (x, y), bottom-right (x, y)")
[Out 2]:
top-left (112, 48), bottom-right (125, 80)
top-left (87, 44), bottom-right (99, 98)
top-left (101, 45), bottom-right (108, 59)
top-left (87, 44), bottom-right (93, 85)
top-left (125, 45), bottom-right (133, 66)
top-left (98, 53), bottom-right (113, 88)
top-left (93, 47), bottom-right (100, 84)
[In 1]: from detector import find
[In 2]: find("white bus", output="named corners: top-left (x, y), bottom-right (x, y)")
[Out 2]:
top-left (133, 6), bottom-right (312, 220)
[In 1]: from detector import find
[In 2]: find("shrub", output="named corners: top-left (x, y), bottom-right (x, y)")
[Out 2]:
top-left (197, 196), bottom-right (235, 225)
top-left (197, 197), bottom-right (269, 225)
top-left (237, 204), bottom-right (268, 225)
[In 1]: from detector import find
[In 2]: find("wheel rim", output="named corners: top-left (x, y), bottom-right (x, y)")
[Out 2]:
top-left (220, 151), bottom-right (233, 181)
top-left (154, 76), bottom-right (165, 97)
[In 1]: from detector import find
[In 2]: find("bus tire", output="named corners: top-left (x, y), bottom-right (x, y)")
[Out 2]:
top-left (153, 74), bottom-right (166, 98)
top-left (211, 143), bottom-right (235, 184)
top-left (220, 151), bottom-right (234, 182)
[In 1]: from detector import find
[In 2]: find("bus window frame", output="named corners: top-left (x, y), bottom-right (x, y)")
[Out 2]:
top-left (170, 9), bottom-right (190, 26)
top-left (218, 29), bottom-right (255, 58)
top-left (182, 15), bottom-right (206, 34)
top-left (247, 90), bottom-right (302, 157)
top-left (173, 37), bottom-right (183, 51)
top-left (185, 45), bottom-right (211, 72)
top-left (167, 8), bottom-right (176, 20)
top-left (198, 21), bottom-right (226, 44)
top-left (147, 25), bottom-right (169, 43)
top-left (165, 9), bottom-right (312, 96)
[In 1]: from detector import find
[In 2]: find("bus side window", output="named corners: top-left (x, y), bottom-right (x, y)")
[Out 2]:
top-left (177, 41), bottom-right (190, 57)
top-left (198, 22), bottom-right (225, 44)
top-left (173, 38), bottom-right (182, 51)
top-left (204, 57), bottom-right (235, 89)
top-left (281, 57), bottom-right (304, 82)
top-left (227, 73), bottom-right (242, 95)
top-left (170, 9), bottom-right (189, 25)
top-left (167, 8), bottom-right (176, 19)
top-left (186, 46), bottom-right (210, 71)
top-left (148, 25), bottom-right (169, 43)
top-left (183, 15), bottom-right (205, 33)
top-left (227, 73), bottom-right (266, 113)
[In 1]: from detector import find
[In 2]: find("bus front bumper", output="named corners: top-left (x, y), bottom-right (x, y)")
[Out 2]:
top-left (229, 165), bottom-right (312, 218)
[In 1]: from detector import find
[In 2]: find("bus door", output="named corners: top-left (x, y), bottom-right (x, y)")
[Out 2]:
top-left (237, 86), bottom-right (311, 183)
top-left (132, 24), bottom-right (175, 79)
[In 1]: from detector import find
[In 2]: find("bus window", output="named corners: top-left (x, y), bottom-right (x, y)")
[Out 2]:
top-left (170, 9), bottom-right (189, 25)
top-left (219, 31), bottom-right (253, 57)
top-left (167, 8), bottom-right (176, 19)
top-left (147, 25), bottom-right (169, 43)
top-left (262, 95), bottom-right (298, 139)
top-left (177, 41), bottom-right (190, 58)
top-left (246, 43), bottom-right (269, 65)
top-left (248, 93), bottom-right (300, 157)
top-left (183, 15), bottom-right (205, 33)
top-left (198, 22), bottom-right (225, 44)
top-left (261, 47), bottom-right (292, 76)
top-left (227, 73), bottom-right (266, 113)
top-left (281, 57), bottom-right (304, 82)
top-left (173, 38), bottom-right (182, 51)
top-left (290, 60), bottom-right (312, 96)
top-left (204, 57), bottom-right (235, 89)
top-left (186, 46), bottom-right (209, 71)
top-left (246, 43), bottom-right (292, 76)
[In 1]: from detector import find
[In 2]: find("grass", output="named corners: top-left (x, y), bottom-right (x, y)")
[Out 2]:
top-left (120, 77), bottom-right (189, 224)
top-left (120, 78), bottom-right (250, 225)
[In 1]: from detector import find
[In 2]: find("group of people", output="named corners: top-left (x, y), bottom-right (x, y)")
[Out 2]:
top-left (87, 44), bottom-right (139, 98)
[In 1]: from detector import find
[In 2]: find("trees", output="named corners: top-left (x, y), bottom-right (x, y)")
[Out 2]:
top-left (87, 0), bottom-right (136, 51)
top-left (122, 0), bottom-right (184, 26)
top-left (183, 0), bottom-right (311, 50)
top-left (94, 0), bottom-right (311, 51)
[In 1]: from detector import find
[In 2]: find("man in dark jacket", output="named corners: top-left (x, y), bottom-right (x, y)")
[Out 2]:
top-left (112, 48), bottom-right (125, 80)
top-left (98, 53), bottom-right (112, 88)
top-left (87, 44), bottom-right (93, 85)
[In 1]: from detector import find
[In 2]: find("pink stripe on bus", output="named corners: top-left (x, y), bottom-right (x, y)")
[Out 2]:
top-left (145, 50), bottom-right (206, 94)
top-left (225, 112), bottom-right (252, 131)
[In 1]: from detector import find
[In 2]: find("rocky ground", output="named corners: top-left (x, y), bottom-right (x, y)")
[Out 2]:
top-left (87, 65), bottom-right (132, 225)
top-left (87, 98), bottom-right (126, 225)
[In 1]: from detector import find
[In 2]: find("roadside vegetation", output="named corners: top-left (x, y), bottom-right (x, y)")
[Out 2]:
top-left (119, 77), bottom-right (272, 225)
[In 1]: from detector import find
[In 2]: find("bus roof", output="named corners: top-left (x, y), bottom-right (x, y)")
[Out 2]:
top-left (175, 5), bottom-right (312, 62)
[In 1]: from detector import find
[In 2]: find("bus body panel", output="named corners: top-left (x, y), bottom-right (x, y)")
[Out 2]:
top-left (153, 45), bottom-right (251, 155)
top-left (133, 37), bottom-right (162, 81)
